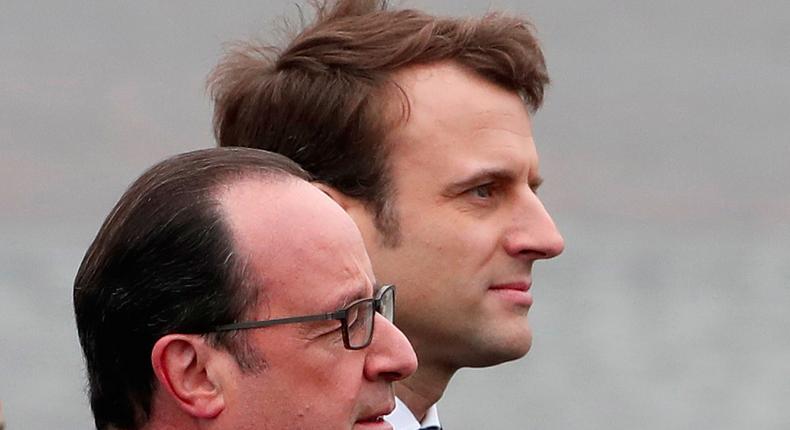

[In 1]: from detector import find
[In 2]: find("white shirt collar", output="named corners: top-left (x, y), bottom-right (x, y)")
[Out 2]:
top-left (385, 397), bottom-right (441, 430)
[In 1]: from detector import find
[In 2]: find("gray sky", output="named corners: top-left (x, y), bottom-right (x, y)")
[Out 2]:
top-left (1, 1), bottom-right (788, 428)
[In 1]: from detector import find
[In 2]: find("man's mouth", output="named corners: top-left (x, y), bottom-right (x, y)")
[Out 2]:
top-left (489, 282), bottom-right (533, 306)
top-left (358, 415), bottom-right (386, 423)
top-left (355, 414), bottom-right (391, 429)
top-left (355, 402), bottom-right (395, 428)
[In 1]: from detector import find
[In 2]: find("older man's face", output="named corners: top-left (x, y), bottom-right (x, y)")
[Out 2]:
top-left (215, 178), bottom-right (417, 430)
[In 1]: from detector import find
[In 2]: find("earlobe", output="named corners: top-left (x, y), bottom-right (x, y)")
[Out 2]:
top-left (151, 335), bottom-right (226, 419)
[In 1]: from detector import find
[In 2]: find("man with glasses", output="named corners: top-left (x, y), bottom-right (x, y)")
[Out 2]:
top-left (73, 147), bottom-right (417, 430)
top-left (211, 1), bottom-right (565, 428)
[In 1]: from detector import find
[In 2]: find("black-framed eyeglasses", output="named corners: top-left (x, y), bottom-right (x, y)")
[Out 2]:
top-left (211, 284), bottom-right (395, 350)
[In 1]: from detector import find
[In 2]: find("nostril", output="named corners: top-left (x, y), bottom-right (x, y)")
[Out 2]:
top-left (380, 370), bottom-right (407, 382)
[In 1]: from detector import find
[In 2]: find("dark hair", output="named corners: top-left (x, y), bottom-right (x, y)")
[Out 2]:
top-left (210, 0), bottom-right (550, 242)
top-left (73, 147), bottom-right (308, 430)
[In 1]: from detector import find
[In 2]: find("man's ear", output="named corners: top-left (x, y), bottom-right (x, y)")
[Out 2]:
top-left (151, 334), bottom-right (226, 420)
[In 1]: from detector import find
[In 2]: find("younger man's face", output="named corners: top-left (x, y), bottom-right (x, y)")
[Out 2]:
top-left (351, 62), bottom-right (565, 368)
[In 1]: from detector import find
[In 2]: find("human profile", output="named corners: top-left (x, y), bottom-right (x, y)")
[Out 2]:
top-left (210, 1), bottom-right (565, 427)
top-left (73, 147), bottom-right (417, 429)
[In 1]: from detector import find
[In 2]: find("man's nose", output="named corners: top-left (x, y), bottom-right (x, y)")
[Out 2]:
top-left (363, 314), bottom-right (418, 382)
top-left (503, 191), bottom-right (565, 260)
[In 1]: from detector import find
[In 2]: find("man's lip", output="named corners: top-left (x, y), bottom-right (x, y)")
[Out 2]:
top-left (489, 282), bottom-right (533, 306)
top-left (353, 418), bottom-right (392, 430)
top-left (489, 282), bottom-right (531, 291)
top-left (355, 415), bottom-right (387, 424)
top-left (356, 403), bottom-right (395, 424)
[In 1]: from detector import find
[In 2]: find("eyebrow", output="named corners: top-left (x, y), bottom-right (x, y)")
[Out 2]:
top-left (298, 282), bottom-right (376, 337)
top-left (443, 168), bottom-right (544, 195)
top-left (335, 281), bottom-right (379, 310)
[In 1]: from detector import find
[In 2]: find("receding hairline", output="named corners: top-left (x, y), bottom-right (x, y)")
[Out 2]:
top-left (212, 172), bottom-right (310, 257)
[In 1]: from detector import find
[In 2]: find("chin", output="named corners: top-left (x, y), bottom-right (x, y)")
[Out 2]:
top-left (500, 336), bottom-right (532, 362)
top-left (467, 332), bottom-right (532, 368)
top-left (498, 323), bottom-right (533, 358)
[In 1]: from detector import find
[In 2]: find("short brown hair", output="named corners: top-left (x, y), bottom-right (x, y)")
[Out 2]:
top-left (210, 0), bottom-right (549, 240)
top-left (74, 148), bottom-right (307, 429)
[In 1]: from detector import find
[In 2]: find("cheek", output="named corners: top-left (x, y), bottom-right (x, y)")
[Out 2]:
top-left (308, 357), bottom-right (368, 427)
top-left (297, 350), bottom-right (367, 398)
top-left (255, 353), bottom-right (367, 424)
top-left (407, 216), bottom-right (500, 268)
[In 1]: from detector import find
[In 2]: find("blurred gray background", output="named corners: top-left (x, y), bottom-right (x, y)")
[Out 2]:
top-left (2, 1), bottom-right (788, 428)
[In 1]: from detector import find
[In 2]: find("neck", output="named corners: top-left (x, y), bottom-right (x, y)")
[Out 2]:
top-left (394, 361), bottom-right (456, 422)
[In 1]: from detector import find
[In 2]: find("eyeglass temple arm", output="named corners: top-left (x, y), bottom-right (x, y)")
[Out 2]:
top-left (213, 310), bottom-right (348, 332)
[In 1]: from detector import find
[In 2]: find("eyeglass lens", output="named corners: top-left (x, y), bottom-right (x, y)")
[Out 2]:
top-left (378, 286), bottom-right (394, 322)
top-left (345, 286), bottom-right (394, 349)
top-left (347, 300), bottom-right (375, 348)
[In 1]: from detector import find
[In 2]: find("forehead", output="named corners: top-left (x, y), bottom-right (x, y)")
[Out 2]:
top-left (387, 62), bottom-right (539, 176)
top-left (218, 177), bottom-right (374, 314)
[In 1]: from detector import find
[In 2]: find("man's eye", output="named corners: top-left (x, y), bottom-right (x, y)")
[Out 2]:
top-left (470, 184), bottom-right (494, 198)
top-left (345, 307), bottom-right (360, 329)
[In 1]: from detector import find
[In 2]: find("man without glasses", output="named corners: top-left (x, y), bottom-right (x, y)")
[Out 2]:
top-left (210, 1), bottom-right (566, 428)
top-left (74, 148), bottom-right (417, 429)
